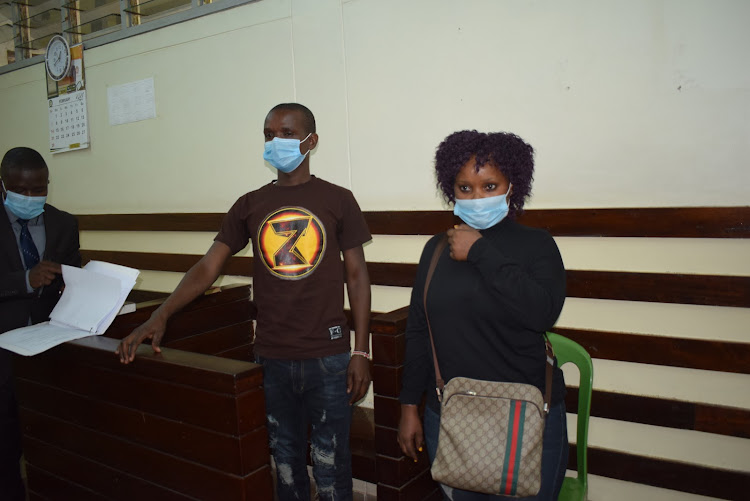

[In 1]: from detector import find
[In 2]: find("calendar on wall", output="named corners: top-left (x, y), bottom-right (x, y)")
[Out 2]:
top-left (49, 91), bottom-right (89, 152)
top-left (47, 43), bottom-right (90, 154)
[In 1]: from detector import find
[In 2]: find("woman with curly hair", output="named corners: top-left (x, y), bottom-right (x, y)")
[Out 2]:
top-left (397, 130), bottom-right (568, 500)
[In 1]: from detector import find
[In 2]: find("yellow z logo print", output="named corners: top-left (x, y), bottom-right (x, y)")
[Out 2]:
top-left (257, 207), bottom-right (327, 279)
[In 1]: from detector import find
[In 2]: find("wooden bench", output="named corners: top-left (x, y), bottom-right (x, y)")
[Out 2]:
top-left (70, 207), bottom-right (750, 500)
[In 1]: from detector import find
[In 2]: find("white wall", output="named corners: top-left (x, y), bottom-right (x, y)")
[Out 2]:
top-left (2, 0), bottom-right (748, 214)
top-left (1, 1), bottom-right (749, 499)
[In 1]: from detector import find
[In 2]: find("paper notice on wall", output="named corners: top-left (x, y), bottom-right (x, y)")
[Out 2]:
top-left (107, 77), bottom-right (156, 126)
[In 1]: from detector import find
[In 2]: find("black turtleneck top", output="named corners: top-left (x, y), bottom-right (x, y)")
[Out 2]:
top-left (399, 217), bottom-right (567, 412)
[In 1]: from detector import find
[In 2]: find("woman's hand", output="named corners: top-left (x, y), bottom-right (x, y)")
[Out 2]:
top-left (447, 224), bottom-right (482, 261)
top-left (398, 404), bottom-right (424, 461)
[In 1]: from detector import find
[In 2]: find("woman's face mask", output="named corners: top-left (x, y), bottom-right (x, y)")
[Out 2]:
top-left (453, 186), bottom-right (511, 230)
top-left (452, 159), bottom-right (511, 230)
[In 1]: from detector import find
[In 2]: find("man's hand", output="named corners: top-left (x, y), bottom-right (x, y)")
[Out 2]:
top-left (28, 261), bottom-right (62, 289)
top-left (346, 354), bottom-right (371, 405)
top-left (116, 313), bottom-right (167, 364)
top-left (397, 404), bottom-right (424, 461)
top-left (447, 223), bottom-right (482, 261)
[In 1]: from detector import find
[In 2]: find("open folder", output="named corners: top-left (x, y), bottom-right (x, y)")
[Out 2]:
top-left (0, 261), bottom-right (139, 356)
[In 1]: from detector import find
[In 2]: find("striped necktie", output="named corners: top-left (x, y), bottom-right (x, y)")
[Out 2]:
top-left (18, 218), bottom-right (40, 270)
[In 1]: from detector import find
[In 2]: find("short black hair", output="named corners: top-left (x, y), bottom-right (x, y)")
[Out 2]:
top-left (1, 147), bottom-right (48, 179)
top-left (267, 103), bottom-right (316, 134)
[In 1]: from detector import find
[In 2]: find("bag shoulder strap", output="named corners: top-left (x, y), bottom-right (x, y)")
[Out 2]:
top-left (543, 334), bottom-right (554, 415)
top-left (423, 235), bottom-right (448, 400)
top-left (423, 234), bottom-right (554, 414)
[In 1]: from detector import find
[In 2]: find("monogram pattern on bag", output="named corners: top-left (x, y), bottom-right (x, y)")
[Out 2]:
top-left (431, 378), bottom-right (545, 497)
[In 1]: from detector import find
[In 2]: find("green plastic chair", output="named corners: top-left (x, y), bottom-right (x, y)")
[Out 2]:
top-left (547, 332), bottom-right (594, 501)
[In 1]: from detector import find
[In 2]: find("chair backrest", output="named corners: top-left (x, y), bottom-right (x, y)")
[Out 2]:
top-left (547, 332), bottom-right (594, 489)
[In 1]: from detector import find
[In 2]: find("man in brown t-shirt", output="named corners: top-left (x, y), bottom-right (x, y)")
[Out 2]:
top-left (117, 103), bottom-right (372, 501)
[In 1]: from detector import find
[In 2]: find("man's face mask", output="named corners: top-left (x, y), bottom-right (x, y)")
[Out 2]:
top-left (2, 180), bottom-right (46, 220)
top-left (263, 133), bottom-right (313, 173)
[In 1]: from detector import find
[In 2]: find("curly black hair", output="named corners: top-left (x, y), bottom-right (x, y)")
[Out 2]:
top-left (435, 130), bottom-right (535, 219)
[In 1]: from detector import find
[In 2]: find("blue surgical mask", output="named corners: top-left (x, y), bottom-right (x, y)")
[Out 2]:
top-left (2, 180), bottom-right (46, 220)
top-left (453, 184), bottom-right (511, 230)
top-left (263, 133), bottom-right (313, 173)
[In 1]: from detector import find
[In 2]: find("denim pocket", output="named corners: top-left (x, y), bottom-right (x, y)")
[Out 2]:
top-left (318, 352), bottom-right (350, 375)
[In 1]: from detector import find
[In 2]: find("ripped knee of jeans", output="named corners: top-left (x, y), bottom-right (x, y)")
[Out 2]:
top-left (310, 434), bottom-right (337, 468)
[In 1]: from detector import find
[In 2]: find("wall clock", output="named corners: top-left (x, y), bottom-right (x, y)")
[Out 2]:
top-left (45, 35), bottom-right (71, 81)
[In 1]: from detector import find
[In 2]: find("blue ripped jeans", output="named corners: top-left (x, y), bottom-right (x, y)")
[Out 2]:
top-left (424, 401), bottom-right (568, 501)
top-left (255, 353), bottom-right (353, 501)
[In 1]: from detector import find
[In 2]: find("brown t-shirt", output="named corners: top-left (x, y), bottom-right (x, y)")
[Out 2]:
top-left (215, 177), bottom-right (371, 359)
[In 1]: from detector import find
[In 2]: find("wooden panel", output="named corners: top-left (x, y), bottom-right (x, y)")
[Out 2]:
top-left (368, 262), bottom-right (417, 287)
top-left (17, 379), bottom-right (266, 475)
top-left (23, 411), bottom-right (264, 500)
top-left (371, 331), bottom-right (405, 366)
top-left (371, 307), bottom-right (410, 335)
top-left (371, 364), bottom-right (402, 398)
top-left (14, 350), bottom-right (265, 436)
top-left (77, 207), bottom-right (750, 238)
top-left (567, 388), bottom-right (750, 439)
top-left (77, 213), bottom-right (225, 232)
top-left (24, 441), bottom-right (194, 501)
top-left (162, 302), bottom-right (254, 344)
top-left (215, 342), bottom-right (255, 362)
top-left (238, 467), bottom-right (275, 501)
top-left (556, 328), bottom-right (750, 375)
top-left (26, 465), bottom-right (107, 501)
top-left (518, 207), bottom-right (750, 238)
top-left (81, 249), bottom-right (252, 277)
top-left (83, 250), bottom-right (750, 308)
top-left (566, 270), bottom-right (750, 308)
top-left (374, 395), bottom-right (402, 430)
top-left (15, 335), bottom-right (263, 395)
top-left (18, 361), bottom-right (263, 435)
top-left (376, 453), bottom-right (430, 486)
top-left (694, 405), bottom-right (750, 439)
top-left (584, 446), bottom-right (750, 500)
top-left (365, 211), bottom-right (458, 236)
top-left (367, 265), bottom-right (750, 307)
top-left (164, 305), bottom-right (251, 342)
top-left (351, 406), bottom-right (375, 446)
top-left (164, 321), bottom-right (253, 355)
top-left (112, 284), bottom-right (254, 333)
top-left (376, 468), bottom-right (440, 501)
top-left (351, 451), bottom-right (377, 485)
top-left (374, 425), bottom-right (407, 458)
top-left (127, 289), bottom-right (168, 303)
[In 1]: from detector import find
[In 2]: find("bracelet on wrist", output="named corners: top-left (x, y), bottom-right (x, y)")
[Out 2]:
top-left (352, 350), bottom-right (371, 360)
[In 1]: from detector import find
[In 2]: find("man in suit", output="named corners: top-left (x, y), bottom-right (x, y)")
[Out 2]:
top-left (0, 147), bottom-right (80, 500)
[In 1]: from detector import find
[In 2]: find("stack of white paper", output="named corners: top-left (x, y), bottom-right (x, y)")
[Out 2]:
top-left (0, 261), bottom-right (139, 356)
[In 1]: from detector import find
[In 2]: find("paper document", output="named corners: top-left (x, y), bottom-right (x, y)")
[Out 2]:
top-left (0, 322), bottom-right (96, 357)
top-left (0, 261), bottom-right (139, 356)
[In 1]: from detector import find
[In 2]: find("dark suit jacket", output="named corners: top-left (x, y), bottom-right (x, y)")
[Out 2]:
top-left (0, 198), bottom-right (81, 386)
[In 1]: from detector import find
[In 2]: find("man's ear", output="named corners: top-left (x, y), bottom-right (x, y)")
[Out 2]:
top-left (308, 133), bottom-right (319, 152)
